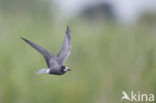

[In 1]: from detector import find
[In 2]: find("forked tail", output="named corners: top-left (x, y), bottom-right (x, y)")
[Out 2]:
top-left (36, 68), bottom-right (49, 74)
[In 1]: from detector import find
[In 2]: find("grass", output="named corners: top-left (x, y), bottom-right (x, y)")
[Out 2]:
top-left (0, 12), bottom-right (156, 103)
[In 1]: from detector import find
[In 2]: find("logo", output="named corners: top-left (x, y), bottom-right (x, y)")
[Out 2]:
top-left (121, 91), bottom-right (154, 102)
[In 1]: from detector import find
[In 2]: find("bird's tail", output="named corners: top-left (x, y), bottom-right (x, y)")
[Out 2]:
top-left (36, 68), bottom-right (49, 74)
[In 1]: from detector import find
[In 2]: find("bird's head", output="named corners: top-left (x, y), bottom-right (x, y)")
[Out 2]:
top-left (61, 66), bottom-right (71, 73)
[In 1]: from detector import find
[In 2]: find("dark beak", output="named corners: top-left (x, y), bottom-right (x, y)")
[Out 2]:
top-left (68, 69), bottom-right (71, 71)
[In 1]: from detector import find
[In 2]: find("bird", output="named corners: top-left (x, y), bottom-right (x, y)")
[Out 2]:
top-left (121, 91), bottom-right (130, 101)
top-left (21, 26), bottom-right (71, 75)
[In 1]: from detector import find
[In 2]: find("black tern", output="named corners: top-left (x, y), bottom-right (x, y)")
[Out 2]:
top-left (21, 26), bottom-right (71, 75)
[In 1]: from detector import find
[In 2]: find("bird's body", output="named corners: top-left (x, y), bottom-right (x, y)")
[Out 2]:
top-left (22, 26), bottom-right (71, 75)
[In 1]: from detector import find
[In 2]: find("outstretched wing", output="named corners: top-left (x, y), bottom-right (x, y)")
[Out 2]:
top-left (21, 37), bottom-right (57, 68)
top-left (57, 26), bottom-right (71, 65)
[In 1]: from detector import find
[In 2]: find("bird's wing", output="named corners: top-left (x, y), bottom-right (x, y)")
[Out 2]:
top-left (57, 26), bottom-right (71, 65)
top-left (21, 37), bottom-right (57, 68)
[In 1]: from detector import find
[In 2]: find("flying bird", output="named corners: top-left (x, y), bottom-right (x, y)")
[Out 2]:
top-left (21, 26), bottom-right (71, 75)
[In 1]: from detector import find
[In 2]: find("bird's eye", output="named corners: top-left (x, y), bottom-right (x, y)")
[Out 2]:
top-left (63, 67), bottom-right (68, 72)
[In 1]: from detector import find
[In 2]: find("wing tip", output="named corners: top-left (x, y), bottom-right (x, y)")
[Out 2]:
top-left (67, 25), bottom-right (69, 29)
top-left (66, 25), bottom-right (71, 34)
top-left (21, 37), bottom-right (24, 39)
top-left (21, 37), bottom-right (31, 44)
top-left (21, 37), bottom-right (28, 42)
top-left (21, 37), bottom-right (26, 41)
top-left (21, 37), bottom-right (24, 40)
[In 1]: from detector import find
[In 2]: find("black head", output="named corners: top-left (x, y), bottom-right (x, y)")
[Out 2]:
top-left (61, 66), bottom-right (71, 73)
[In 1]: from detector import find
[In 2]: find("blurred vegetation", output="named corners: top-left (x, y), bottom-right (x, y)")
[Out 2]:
top-left (0, 0), bottom-right (156, 103)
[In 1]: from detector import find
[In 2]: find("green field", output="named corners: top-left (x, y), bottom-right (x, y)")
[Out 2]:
top-left (0, 1), bottom-right (156, 103)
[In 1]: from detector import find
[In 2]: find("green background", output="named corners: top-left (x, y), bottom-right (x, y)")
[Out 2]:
top-left (0, 0), bottom-right (156, 103)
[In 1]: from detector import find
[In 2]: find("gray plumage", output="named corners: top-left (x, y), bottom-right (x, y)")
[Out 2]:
top-left (57, 26), bottom-right (71, 65)
top-left (21, 26), bottom-right (71, 75)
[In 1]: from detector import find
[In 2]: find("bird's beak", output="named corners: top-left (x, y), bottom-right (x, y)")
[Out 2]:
top-left (68, 69), bottom-right (71, 71)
